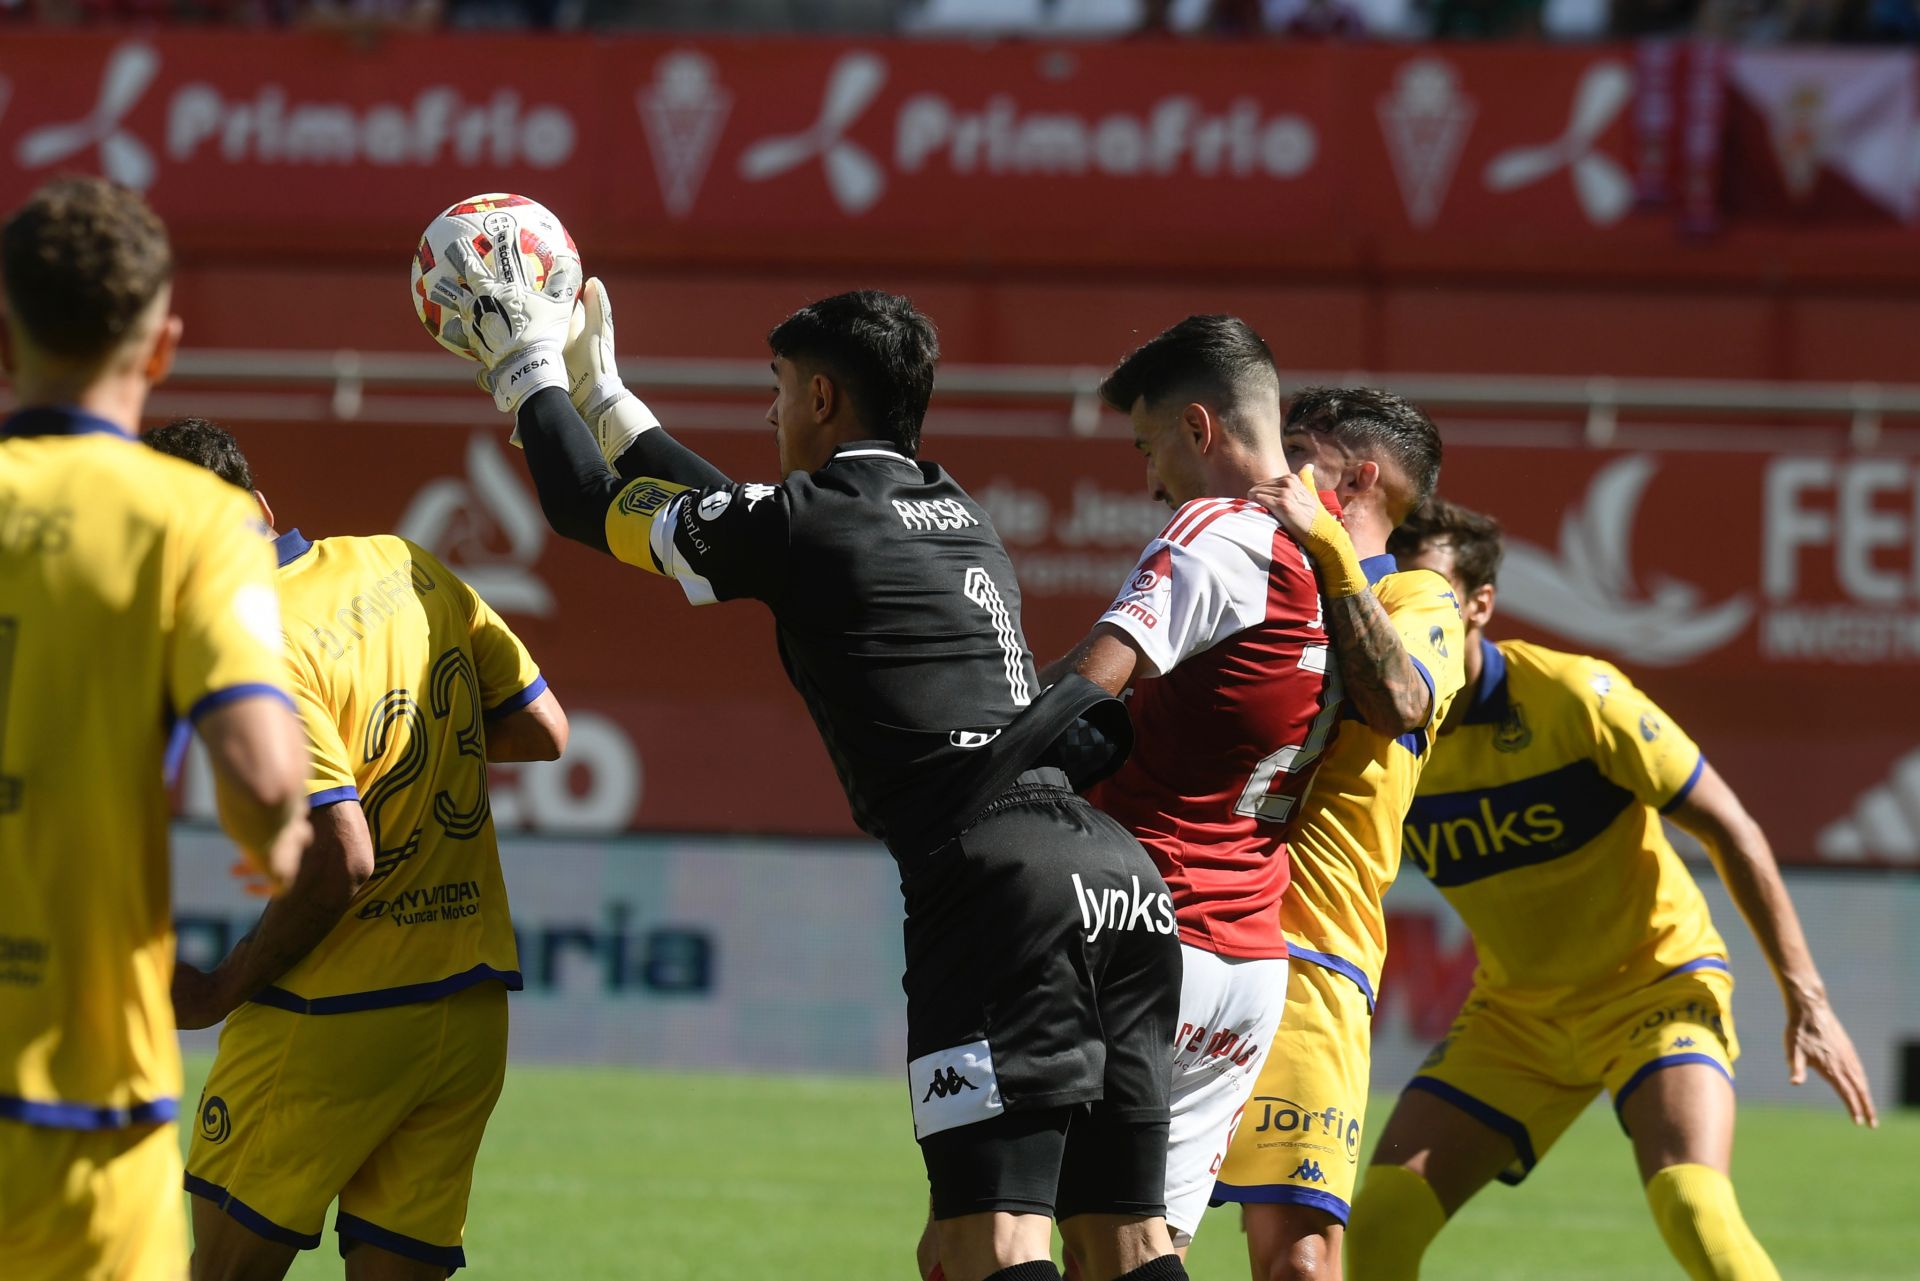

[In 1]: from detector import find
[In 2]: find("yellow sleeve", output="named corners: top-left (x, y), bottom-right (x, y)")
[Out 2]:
top-left (284, 647), bottom-right (358, 807)
top-left (1581, 659), bottom-right (1706, 812)
top-left (405, 542), bottom-right (546, 717)
top-left (169, 484), bottom-right (293, 724)
top-left (1378, 571), bottom-right (1468, 730)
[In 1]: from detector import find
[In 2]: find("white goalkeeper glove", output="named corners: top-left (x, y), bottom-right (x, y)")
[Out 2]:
top-left (444, 234), bottom-right (579, 417)
top-left (564, 276), bottom-right (659, 466)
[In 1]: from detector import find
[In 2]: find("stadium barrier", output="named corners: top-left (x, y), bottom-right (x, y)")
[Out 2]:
top-left (171, 827), bottom-right (1917, 1114)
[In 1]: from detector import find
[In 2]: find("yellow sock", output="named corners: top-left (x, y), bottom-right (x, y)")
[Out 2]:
top-left (1346, 1164), bottom-right (1446, 1281)
top-left (1644, 1163), bottom-right (1781, 1281)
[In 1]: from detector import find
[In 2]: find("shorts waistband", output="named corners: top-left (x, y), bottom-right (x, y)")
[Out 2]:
top-left (893, 766), bottom-right (1078, 880)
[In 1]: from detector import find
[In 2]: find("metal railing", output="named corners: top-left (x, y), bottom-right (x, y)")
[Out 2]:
top-left (11, 349), bottom-right (1917, 449)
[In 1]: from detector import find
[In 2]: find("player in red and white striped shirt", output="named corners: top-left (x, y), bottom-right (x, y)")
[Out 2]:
top-left (1047, 316), bottom-right (1338, 1253)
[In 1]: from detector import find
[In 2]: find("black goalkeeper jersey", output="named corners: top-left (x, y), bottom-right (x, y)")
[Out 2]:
top-left (615, 441), bottom-right (1125, 857)
top-left (512, 391), bottom-right (1125, 862)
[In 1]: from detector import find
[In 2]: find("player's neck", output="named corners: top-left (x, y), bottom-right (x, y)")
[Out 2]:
top-left (1340, 501), bottom-right (1393, 560)
top-left (12, 367), bottom-right (145, 436)
top-left (1207, 448), bottom-right (1288, 507)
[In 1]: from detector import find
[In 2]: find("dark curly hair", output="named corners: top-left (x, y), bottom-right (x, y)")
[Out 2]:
top-left (2, 176), bottom-right (172, 362)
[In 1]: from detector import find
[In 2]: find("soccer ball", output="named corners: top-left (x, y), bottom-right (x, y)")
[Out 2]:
top-left (410, 193), bottom-right (581, 362)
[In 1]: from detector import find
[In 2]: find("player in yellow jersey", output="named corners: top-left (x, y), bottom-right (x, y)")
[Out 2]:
top-left (145, 419), bottom-right (568, 1281)
top-left (1211, 389), bottom-right (1466, 1281)
top-left (0, 178), bottom-right (312, 1281)
top-left (1346, 497), bottom-right (1877, 1281)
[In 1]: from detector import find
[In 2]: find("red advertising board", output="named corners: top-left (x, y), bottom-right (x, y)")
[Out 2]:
top-left (177, 414), bottom-right (1918, 868)
top-left (2, 33), bottom-right (1919, 283)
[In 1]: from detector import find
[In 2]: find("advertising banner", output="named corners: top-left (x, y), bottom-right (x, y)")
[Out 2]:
top-left (171, 828), bottom-right (1917, 1110)
top-left (166, 418), bottom-right (1920, 867)
top-left (3, 34), bottom-right (1919, 282)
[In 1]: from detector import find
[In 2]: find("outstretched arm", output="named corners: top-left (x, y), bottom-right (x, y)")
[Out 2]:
top-left (1668, 765), bottom-right (1877, 1127)
top-left (1251, 471), bottom-right (1431, 736)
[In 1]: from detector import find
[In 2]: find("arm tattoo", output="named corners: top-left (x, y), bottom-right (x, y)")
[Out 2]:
top-left (1325, 590), bottom-right (1432, 737)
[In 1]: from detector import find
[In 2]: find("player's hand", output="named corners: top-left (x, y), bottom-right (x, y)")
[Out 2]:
top-left (1249, 465), bottom-right (1330, 542)
top-left (444, 234), bottom-right (578, 415)
top-left (563, 277), bottom-right (661, 465)
top-left (1786, 992), bottom-right (1878, 1126)
top-left (171, 961), bottom-right (237, 1030)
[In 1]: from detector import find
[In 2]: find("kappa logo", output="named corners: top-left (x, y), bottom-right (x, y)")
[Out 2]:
top-left (1499, 456), bottom-right (1752, 666)
top-left (741, 483), bottom-right (778, 511)
top-left (1378, 58), bottom-right (1475, 228)
top-left (15, 41), bottom-right (158, 189)
top-left (397, 434), bottom-right (554, 617)
top-left (739, 52), bottom-right (888, 215)
top-left (638, 51), bottom-right (733, 218)
top-left (1289, 1159), bottom-right (1328, 1184)
top-left (1672, 1036), bottom-right (1697, 1049)
top-left (1485, 61), bottom-right (1634, 227)
top-left (921, 1066), bottom-right (978, 1102)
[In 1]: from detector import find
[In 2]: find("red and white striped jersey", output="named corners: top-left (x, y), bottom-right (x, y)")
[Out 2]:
top-left (1087, 498), bottom-right (1336, 959)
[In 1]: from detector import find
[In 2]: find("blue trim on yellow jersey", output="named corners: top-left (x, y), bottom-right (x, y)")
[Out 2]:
top-left (1658, 753), bottom-right (1707, 815)
top-left (1658, 956), bottom-right (1730, 982)
top-left (336, 1211), bottom-right (466, 1272)
top-left (185, 1173), bottom-right (324, 1249)
top-left (0, 1092), bottom-right (178, 1129)
top-left (250, 963), bottom-right (522, 1016)
top-left (1394, 727), bottom-right (1429, 757)
top-left (1360, 553), bottom-right (1398, 585)
top-left (0, 405), bottom-right (132, 439)
top-left (1404, 759), bottom-right (1636, 888)
top-left (1408, 655), bottom-right (1437, 715)
top-left (308, 785), bottom-right (359, 809)
top-left (1288, 946), bottom-right (1378, 1014)
top-left (189, 682), bottom-right (297, 724)
top-left (1406, 1075), bottom-right (1537, 1182)
top-left (1209, 1180), bottom-right (1352, 1224)
top-left (273, 528), bottom-right (314, 568)
top-left (165, 717), bottom-right (193, 785)
top-left (1613, 1052), bottom-right (1732, 1132)
top-left (484, 674), bottom-right (549, 720)
top-left (1461, 637), bottom-right (1511, 726)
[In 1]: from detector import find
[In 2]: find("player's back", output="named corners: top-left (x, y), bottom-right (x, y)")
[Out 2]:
top-left (1088, 499), bottom-right (1332, 960)
top-left (1279, 564), bottom-right (1466, 1000)
top-left (1, 421), bottom-right (285, 1122)
top-left (260, 532), bottom-right (540, 1010)
top-left (1404, 638), bottom-right (1723, 1010)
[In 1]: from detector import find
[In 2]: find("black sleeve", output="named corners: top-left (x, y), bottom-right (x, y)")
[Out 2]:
top-left (614, 424), bottom-right (734, 491)
top-left (647, 478), bottom-right (793, 604)
top-left (514, 387), bottom-right (622, 555)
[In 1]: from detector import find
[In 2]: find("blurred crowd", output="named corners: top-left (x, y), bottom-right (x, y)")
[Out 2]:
top-left (3, 0), bottom-right (1916, 42)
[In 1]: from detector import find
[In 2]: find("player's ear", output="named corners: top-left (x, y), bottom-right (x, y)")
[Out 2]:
top-left (1350, 459), bottom-right (1381, 495)
top-left (1466, 583), bottom-right (1497, 631)
top-left (143, 313), bottom-right (183, 386)
top-left (809, 371), bottom-right (837, 425)
top-left (1180, 402), bottom-right (1212, 454)
top-left (252, 490), bottom-right (276, 530)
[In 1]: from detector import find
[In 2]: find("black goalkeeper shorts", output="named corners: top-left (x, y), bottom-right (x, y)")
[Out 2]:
top-left (900, 768), bottom-right (1181, 1218)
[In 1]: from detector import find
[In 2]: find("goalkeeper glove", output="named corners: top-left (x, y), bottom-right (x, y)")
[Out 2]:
top-left (564, 277), bottom-right (660, 465)
top-left (444, 234), bottom-right (579, 416)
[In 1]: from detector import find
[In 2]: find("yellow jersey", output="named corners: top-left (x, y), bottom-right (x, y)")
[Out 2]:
top-left (0, 408), bottom-right (291, 1128)
top-left (256, 531), bottom-right (541, 1012)
top-left (1404, 638), bottom-right (1725, 1013)
top-left (1281, 561), bottom-right (1467, 1005)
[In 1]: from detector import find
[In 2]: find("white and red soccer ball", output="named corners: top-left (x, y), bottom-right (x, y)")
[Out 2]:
top-left (410, 193), bottom-right (580, 361)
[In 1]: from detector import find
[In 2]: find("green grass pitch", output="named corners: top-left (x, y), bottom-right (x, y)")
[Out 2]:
top-left (181, 1057), bottom-right (1915, 1279)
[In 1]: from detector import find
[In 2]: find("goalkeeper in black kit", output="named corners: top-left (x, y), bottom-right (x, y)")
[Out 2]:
top-left (435, 233), bottom-right (1191, 1281)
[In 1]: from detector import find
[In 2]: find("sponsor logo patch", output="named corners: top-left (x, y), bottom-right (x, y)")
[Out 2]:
top-left (908, 1039), bottom-right (1003, 1139)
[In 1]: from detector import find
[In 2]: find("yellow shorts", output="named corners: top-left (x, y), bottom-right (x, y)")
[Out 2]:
top-left (1212, 950), bottom-right (1375, 1223)
top-left (1408, 959), bottom-right (1739, 1184)
top-left (185, 979), bottom-right (507, 1271)
top-left (0, 1118), bottom-right (187, 1281)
